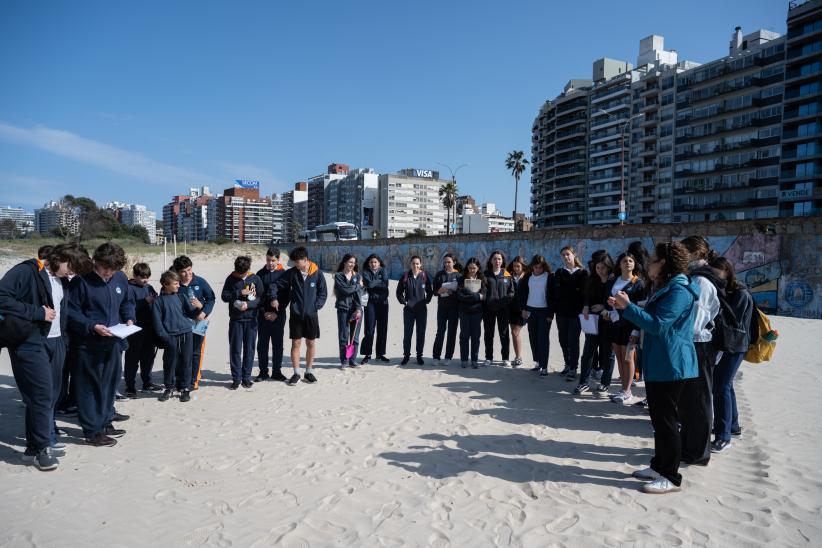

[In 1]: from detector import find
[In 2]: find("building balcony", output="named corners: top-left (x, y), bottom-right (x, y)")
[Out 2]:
top-left (675, 197), bottom-right (778, 212)
top-left (591, 86), bottom-right (631, 105)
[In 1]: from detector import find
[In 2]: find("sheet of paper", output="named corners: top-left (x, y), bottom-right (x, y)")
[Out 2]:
top-left (579, 313), bottom-right (599, 335)
top-left (192, 319), bottom-right (209, 337)
top-left (464, 278), bottom-right (481, 294)
top-left (108, 323), bottom-right (142, 339)
top-left (441, 281), bottom-right (458, 291)
top-left (609, 309), bottom-right (621, 323)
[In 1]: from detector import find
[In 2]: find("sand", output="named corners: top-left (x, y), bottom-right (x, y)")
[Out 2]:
top-left (1, 256), bottom-right (821, 547)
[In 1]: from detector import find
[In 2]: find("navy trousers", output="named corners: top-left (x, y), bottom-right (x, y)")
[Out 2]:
top-left (432, 304), bottom-right (458, 360)
top-left (556, 315), bottom-right (582, 370)
top-left (75, 342), bottom-right (121, 438)
top-left (337, 309), bottom-right (362, 362)
top-left (579, 332), bottom-right (615, 386)
top-left (257, 309), bottom-right (287, 374)
top-left (680, 341), bottom-right (717, 465)
top-left (459, 310), bottom-right (482, 363)
top-left (361, 301), bottom-right (388, 357)
top-left (483, 307), bottom-right (510, 361)
top-left (229, 320), bottom-right (257, 382)
top-left (527, 308), bottom-right (552, 369)
top-left (9, 341), bottom-right (53, 451)
top-left (713, 351), bottom-right (744, 442)
top-left (402, 306), bottom-right (427, 358)
top-left (124, 329), bottom-right (156, 389)
top-left (43, 336), bottom-right (66, 443)
top-left (162, 332), bottom-right (193, 390)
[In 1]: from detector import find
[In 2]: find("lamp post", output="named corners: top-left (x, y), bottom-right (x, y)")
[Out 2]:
top-left (437, 162), bottom-right (469, 235)
top-left (594, 108), bottom-right (644, 226)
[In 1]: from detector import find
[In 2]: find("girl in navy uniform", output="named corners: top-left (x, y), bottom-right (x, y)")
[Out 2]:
top-left (456, 258), bottom-right (487, 368)
top-left (576, 253), bottom-right (615, 395)
top-left (553, 246), bottom-right (588, 381)
top-left (519, 255), bottom-right (554, 376)
top-left (334, 254), bottom-right (364, 368)
top-left (360, 254), bottom-right (389, 364)
top-left (506, 256), bottom-right (528, 367)
top-left (482, 251), bottom-right (514, 367)
top-left (432, 253), bottom-right (460, 365)
top-left (396, 255), bottom-right (434, 365)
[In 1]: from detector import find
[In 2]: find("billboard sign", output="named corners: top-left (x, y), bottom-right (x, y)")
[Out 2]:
top-left (235, 180), bottom-right (260, 189)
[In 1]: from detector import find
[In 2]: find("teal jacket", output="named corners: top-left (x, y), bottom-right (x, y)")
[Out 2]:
top-left (622, 274), bottom-right (700, 382)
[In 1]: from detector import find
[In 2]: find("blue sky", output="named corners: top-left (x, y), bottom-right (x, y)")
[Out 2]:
top-left (0, 0), bottom-right (787, 216)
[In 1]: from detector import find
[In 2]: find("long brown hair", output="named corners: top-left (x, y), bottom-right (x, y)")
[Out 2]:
top-left (708, 255), bottom-right (741, 293)
top-left (528, 254), bottom-right (551, 274)
top-left (507, 255), bottom-right (528, 277)
top-left (560, 245), bottom-right (584, 269)
top-left (654, 242), bottom-right (690, 285)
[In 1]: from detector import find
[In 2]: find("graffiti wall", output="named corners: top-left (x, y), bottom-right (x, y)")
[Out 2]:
top-left (292, 219), bottom-right (822, 319)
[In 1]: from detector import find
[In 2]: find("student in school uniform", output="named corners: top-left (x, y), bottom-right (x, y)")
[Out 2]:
top-left (334, 254), bottom-right (364, 369)
top-left (173, 255), bottom-right (215, 391)
top-left (432, 253), bottom-right (460, 366)
top-left (152, 270), bottom-right (194, 402)
top-left (66, 243), bottom-right (135, 447)
top-left (396, 255), bottom-right (434, 365)
top-left (359, 254), bottom-right (390, 364)
top-left (221, 256), bottom-right (264, 390)
top-left (456, 257), bottom-right (487, 369)
top-left (483, 250), bottom-right (515, 367)
top-left (506, 256), bottom-right (528, 368)
top-left (124, 262), bottom-right (161, 396)
top-left (255, 247), bottom-right (289, 382)
top-left (519, 255), bottom-right (554, 376)
top-left (576, 253), bottom-right (615, 395)
top-left (552, 246), bottom-right (588, 381)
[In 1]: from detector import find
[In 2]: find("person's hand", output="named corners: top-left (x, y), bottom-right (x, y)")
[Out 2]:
top-left (600, 310), bottom-right (611, 321)
top-left (629, 334), bottom-right (639, 345)
top-left (145, 295), bottom-right (156, 305)
top-left (591, 304), bottom-right (603, 313)
top-left (612, 291), bottom-right (630, 310)
top-left (126, 320), bottom-right (134, 326)
top-left (197, 312), bottom-right (207, 321)
top-left (270, 299), bottom-right (279, 311)
top-left (264, 312), bottom-right (277, 321)
top-left (582, 306), bottom-right (589, 321)
top-left (522, 310), bottom-right (530, 320)
top-left (94, 324), bottom-right (113, 337)
top-left (241, 285), bottom-right (254, 297)
top-left (239, 302), bottom-right (248, 311)
top-left (42, 306), bottom-right (56, 322)
top-left (190, 296), bottom-right (203, 309)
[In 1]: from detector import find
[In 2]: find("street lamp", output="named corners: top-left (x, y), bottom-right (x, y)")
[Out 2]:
top-left (437, 162), bottom-right (469, 235)
top-left (593, 108), bottom-right (644, 226)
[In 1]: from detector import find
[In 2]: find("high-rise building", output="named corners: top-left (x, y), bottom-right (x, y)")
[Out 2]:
top-left (216, 184), bottom-right (274, 243)
top-left (458, 202), bottom-right (515, 234)
top-left (0, 206), bottom-right (35, 234)
top-left (34, 200), bottom-right (79, 236)
top-left (306, 164), bottom-right (348, 230)
top-left (162, 187), bottom-right (215, 242)
top-left (282, 182), bottom-right (308, 242)
top-left (271, 193), bottom-right (285, 243)
top-left (113, 203), bottom-right (158, 244)
top-left (377, 169), bottom-right (449, 238)
top-left (780, 0), bottom-right (822, 217)
top-left (324, 168), bottom-right (380, 238)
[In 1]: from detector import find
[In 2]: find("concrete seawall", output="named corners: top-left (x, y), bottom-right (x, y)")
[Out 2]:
top-left (286, 216), bottom-right (822, 319)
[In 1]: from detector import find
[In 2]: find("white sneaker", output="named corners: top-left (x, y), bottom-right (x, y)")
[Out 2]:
top-left (631, 467), bottom-right (660, 481)
top-left (513, 357), bottom-right (522, 367)
top-left (433, 359), bottom-right (443, 366)
top-left (502, 360), bottom-right (511, 368)
top-left (641, 476), bottom-right (681, 494)
top-left (483, 359), bottom-right (492, 367)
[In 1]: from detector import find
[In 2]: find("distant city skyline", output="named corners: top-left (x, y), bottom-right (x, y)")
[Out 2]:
top-left (0, 1), bottom-right (786, 214)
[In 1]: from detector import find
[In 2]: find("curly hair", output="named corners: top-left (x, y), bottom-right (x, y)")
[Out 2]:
top-left (654, 241), bottom-right (690, 285)
top-left (93, 242), bottom-right (127, 271)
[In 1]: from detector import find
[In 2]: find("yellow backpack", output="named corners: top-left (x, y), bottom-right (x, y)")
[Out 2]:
top-left (744, 307), bottom-right (777, 364)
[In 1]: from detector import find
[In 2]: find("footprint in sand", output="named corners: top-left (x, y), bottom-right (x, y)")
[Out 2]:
top-left (154, 489), bottom-right (188, 504)
top-left (493, 522), bottom-right (515, 547)
top-left (181, 524), bottom-right (232, 547)
top-left (544, 512), bottom-right (581, 534)
top-left (426, 529), bottom-right (450, 548)
top-left (372, 501), bottom-right (402, 528)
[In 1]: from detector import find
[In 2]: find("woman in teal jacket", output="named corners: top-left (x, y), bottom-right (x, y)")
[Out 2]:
top-left (611, 241), bottom-right (700, 495)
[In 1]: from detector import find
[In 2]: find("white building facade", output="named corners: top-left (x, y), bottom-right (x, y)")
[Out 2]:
top-left (377, 169), bottom-right (449, 238)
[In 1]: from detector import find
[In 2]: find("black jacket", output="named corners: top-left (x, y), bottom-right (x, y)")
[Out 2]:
top-left (552, 267), bottom-right (588, 317)
top-left (456, 275), bottom-right (487, 315)
top-left (221, 272), bottom-right (264, 322)
top-left (603, 275), bottom-right (645, 324)
top-left (67, 269), bottom-right (136, 347)
top-left (128, 280), bottom-right (157, 330)
top-left (433, 270), bottom-right (460, 308)
top-left (271, 261), bottom-right (328, 318)
top-left (483, 270), bottom-right (515, 311)
top-left (257, 265), bottom-right (290, 314)
top-left (334, 271), bottom-right (363, 311)
top-left (509, 274), bottom-right (525, 317)
top-left (727, 284), bottom-right (755, 351)
top-left (0, 259), bottom-right (64, 347)
top-left (361, 267), bottom-right (390, 304)
top-left (396, 270), bottom-right (433, 309)
top-left (152, 291), bottom-right (193, 347)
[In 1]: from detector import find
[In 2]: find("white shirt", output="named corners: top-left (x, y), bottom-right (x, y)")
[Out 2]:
top-left (527, 273), bottom-right (548, 308)
top-left (47, 271), bottom-right (63, 338)
top-left (611, 276), bottom-right (631, 296)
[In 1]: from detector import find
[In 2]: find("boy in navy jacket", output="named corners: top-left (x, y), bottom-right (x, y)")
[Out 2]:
top-left (255, 247), bottom-right (289, 382)
top-left (152, 270), bottom-right (194, 402)
top-left (173, 255), bottom-right (215, 391)
top-left (124, 262), bottom-right (160, 396)
top-left (221, 256), bottom-right (263, 389)
top-left (67, 243), bottom-right (135, 447)
top-left (270, 246), bottom-right (327, 385)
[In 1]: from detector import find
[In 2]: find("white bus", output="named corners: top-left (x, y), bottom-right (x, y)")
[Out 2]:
top-left (315, 222), bottom-right (358, 241)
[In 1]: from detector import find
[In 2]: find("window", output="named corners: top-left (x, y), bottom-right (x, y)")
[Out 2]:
top-left (794, 201), bottom-right (813, 216)
top-left (798, 122), bottom-right (819, 136)
top-left (799, 102), bottom-right (820, 117)
top-left (799, 82), bottom-right (820, 97)
top-left (796, 162), bottom-right (816, 177)
top-left (797, 142), bottom-right (817, 157)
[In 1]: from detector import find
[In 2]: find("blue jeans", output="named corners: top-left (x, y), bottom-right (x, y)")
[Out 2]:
top-left (527, 308), bottom-right (551, 369)
top-left (712, 351), bottom-right (744, 441)
top-left (579, 333), bottom-right (614, 386)
top-left (556, 315), bottom-right (582, 370)
top-left (433, 304), bottom-right (459, 360)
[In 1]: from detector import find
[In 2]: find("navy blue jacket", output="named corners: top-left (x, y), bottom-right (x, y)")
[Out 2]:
top-left (257, 265), bottom-right (290, 314)
top-left (271, 261), bottom-right (328, 318)
top-left (128, 280), bottom-right (157, 330)
top-left (551, 267), bottom-right (589, 318)
top-left (361, 267), bottom-right (390, 304)
top-left (433, 270), bottom-right (460, 309)
top-left (396, 270), bottom-right (433, 310)
top-left (221, 272), bottom-right (264, 322)
top-left (334, 271), bottom-right (363, 311)
top-left (456, 275), bottom-right (487, 315)
top-left (0, 259), bottom-right (65, 346)
top-left (152, 291), bottom-right (193, 348)
top-left (67, 269), bottom-right (136, 347)
top-left (179, 274), bottom-right (215, 320)
top-left (484, 270), bottom-right (515, 311)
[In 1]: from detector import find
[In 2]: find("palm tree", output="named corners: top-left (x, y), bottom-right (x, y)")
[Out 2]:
top-left (439, 180), bottom-right (458, 235)
top-left (506, 150), bottom-right (529, 230)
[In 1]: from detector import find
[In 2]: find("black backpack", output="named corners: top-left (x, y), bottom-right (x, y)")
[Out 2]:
top-left (711, 290), bottom-right (748, 354)
top-left (0, 262), bottom-right (51, 350)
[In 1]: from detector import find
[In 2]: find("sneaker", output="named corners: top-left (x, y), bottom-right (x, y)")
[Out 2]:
top-left (84, 434), bottom-right (117, 447)
top-left (270, 371), bottom-right (288, 382)
top-left (303, 372), bottom-right (318, 384)
top-left (348, 359), bottom-right (359, 368)
top-left (286, 373), bottom-right (301, 386)
top-left (483, 359), bottom-right (492, 367)
top-left (104, 424), bottom-right (126, 438)
top-left (180, 390), bottom-right (191, 403)
top-left (158, 389), bottom-right (172, 401)
top-left (471, 361), bottom-right (479, 369)
top-left (124, 387), bottom-right (137, 398)
top-left (443, 359), bottom-right (451, 366)
top-left (565, 370), bottom-right (577, 381)
top-left (339, 361), bottom-right (348, 369)
top-left (50, 441), bottom-right (67, 457)
top-left (142, 382), bottom-right (163, 392)
top-left (594, 384), bottom-right (610, 394)
top-left (400, 356), bottom-right (410, 365)
top-left (611, 391), bottom-right (631, 403)
top-left (241, 380), bottom-right (253, 389)
top-left (539, 368), bottom-right (548, 377)
top-left (229, 380), bottom-right (240, 390)
top-left (433, 358), bottom-right (443, 366)
top-left (731, 427), bottom-right (743, 437)
top-left (111, 412), bottom-right (130, 422)
top-left (711, 439), bottom-right (731, 453)
top-left (417, 356), bottom-right (425, 365)
top-left (31, 447), bottom-right (59, 471)
top-left (640, 476), bottom-right (681, 494)
top-left (632, 467), bottom-right (660, 480)
top-left (502, 360), bottom-right (511, 368)
top-left (21, 447), bottom-right (37, 464)
top-left (559, 366), bottom-right (570, 376)
top-left (254, 371), bottom-right (270, 382)
top-left (573, 384), bottom-right (590, 395)
top-left (115, 391), bottom-right (127, 401)
top-left (513, 357), bottom-right (522, 367)
top-left (530, 365), bottom-right (541, 372)
top-left (460, 361), bottom-right (468, 368)
top-left (360, 356), bottom-right (370, 365)
top-left (378, 355), bottom-right (390, 362)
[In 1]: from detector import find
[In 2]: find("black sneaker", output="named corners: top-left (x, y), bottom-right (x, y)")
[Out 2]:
top-left (22, 447), bottom-right (59, 471)
top-left (104, 424), bottom-right (126, 438)
top-left (254, 371), bottom-right (270, 382)
top-left (286, 373), bottom-right (301, 385)
top-left (360, 356), bottom-right (370, 365)
top-left (303, 372), bottom-right (318, 384)
top-left (400, 357), bottom-right (410, 365)
top-left (378, 355), bottom-right (390, 362)
top-left (530, 366), bottom-right (541, 372)
top-left (731, 427), bottom-right (743, 437)
top-left (711, 439), bottom-right (731, 453)
top-left (559, 366), bottom-right (570, 376)
top-left (159, 389), bottom-right (172, 402)
top-left (271, 371), bottom-right (288, 382)
top-left (111, 412), bottom-right (130, 422)
top-left (115, 392), bottom-right (127, 401)
top-left (565, 370), bottom-right (577, 381)
top-left (416, 356), bottom-right (425, 365)
top-left (229, 380), bottom-right (240, 390)
top-left (84, 434), bottom-right (117, 447)
top-left (179, 390), bottom-right (191, 403)
top-left (142, 382), bottom-right (163, 392)
top-left (125, 387), bottom-right (137, 398)
top-left (573, 384), bottom-right (590, 395)
top-left (241, 380), bottom-right (253, 389)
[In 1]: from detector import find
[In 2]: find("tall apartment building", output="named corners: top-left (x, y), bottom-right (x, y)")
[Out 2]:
top-left (162, 186), bottom-right (215, 242)
top-left (324, 168), bottom-right (380, 238)
top-left (376, 169), bottom-right (449, 238)
top-left (281, 182), bottom-right (308, 242)
top-left (216, 184), bottom-right (274, 243)
top-left (780, 0), bottom-right (822, 217)
top-left (35, 200), bottom-right (79, 235)
top-left (271, 193), bottom-right (285, 243)
top-left (0, 206), bottom-right (35, 234)
top-left (117, 203), bottom-right (157, 244)
top-left (306, 164), bottom-right (348, 230)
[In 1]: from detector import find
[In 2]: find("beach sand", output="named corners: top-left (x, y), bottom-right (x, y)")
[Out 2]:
top-left (1, 257), bottom-right (820, 547)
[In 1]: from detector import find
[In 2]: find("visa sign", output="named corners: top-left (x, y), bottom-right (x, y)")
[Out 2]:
top-left (413, 169), bottom-right (434, 178)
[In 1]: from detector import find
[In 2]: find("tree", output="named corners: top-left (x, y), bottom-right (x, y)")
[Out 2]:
top-left (0, 219), bottom-right (18, 240)
top-left (438, 180), bottom-right (458, 236)
top-left (505, 150), bottom-right (529, 231)
top-left (405, 228), bottom-right (427, 238)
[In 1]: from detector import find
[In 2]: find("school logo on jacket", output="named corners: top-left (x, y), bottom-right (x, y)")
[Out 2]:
top-left (115, 287), bottom-right (122, 294)
top-left (310, 282), bottom-right (316, 287)
top-left (195, 285), bottom-right (200, 291)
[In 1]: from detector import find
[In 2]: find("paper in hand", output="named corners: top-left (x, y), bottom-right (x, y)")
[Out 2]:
top-left (192, 319), bottom-right (209, 337)
top-left (108, 323), bottom-right (142, 339)
top-left (579, 313), bottom-right (599, 335)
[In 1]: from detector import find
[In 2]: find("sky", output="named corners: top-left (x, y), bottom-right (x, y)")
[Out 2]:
top-left (0, 0), bottom-right (788, 216)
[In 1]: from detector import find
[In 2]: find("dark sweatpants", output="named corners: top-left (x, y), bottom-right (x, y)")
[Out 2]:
top-left (483, 307), bottom-right (510, 361)
top-left (459, 310), bottom-right (482, 363)
top-left (402, 305), bottom-right (427, 358)
top-left (361, 301), bottom-right (388, 358)
top-left (162, 332), bottom-right (193, 390)
top-left (432, 304), bottom-right (458, 360)
top-left (257, 309), bottom-right (287, 374)
top-left (56, 342), bottom-right (78, 411)
top-left (75, 342), bottom-right (121, 439)
top-left (124, 330), bottom-right (156, 389)
top-left (579, 332), bottom-right (614, 386)
top-left (680, 341), bottom-right (717, 465)
top-left (527, 308), bottom-right (551, 369)
top-left (9, 342), bottom-right (53, 451)
top-left (556, 315), bottom-right (582, 371)
top-left (229, 320), bottom-right (257, 382)
top-left (43, 336), bottom-right (66, 442)
top-left (646, 379), bottom-right (691, 487)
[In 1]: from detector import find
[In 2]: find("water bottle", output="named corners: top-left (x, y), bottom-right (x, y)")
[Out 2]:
top-left (188, 287), bottom-right (195, 301)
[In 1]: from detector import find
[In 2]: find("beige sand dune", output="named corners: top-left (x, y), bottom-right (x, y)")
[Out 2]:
top-left (0, 257), bottom-right (820, 547)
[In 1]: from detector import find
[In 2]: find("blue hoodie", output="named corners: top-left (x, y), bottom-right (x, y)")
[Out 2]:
top-left (621, 274), bottom-right (700, 382)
